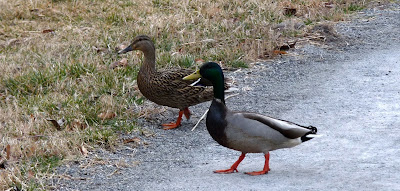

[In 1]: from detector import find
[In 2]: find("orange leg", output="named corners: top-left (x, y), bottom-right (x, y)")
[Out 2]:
top-left (162, 110), bottom-right (184, 130)
top-left (162, 108), bottom-right (191, 130)
top-left (183, 108), bottom-right (191, 120)
top-left (214, 153), bottom-right (246, 174)
top-left (245, 153), bottom-right (270, 176)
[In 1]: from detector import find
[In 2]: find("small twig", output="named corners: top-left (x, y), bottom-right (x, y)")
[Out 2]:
top-left (56, 174), bottom-right (89, 180)
top-left (182, 39), bottom-right (216, 45)
top-left (191, 108), bottom-right (208, 131)
top-left (107, 169), bottom-right (120, 177)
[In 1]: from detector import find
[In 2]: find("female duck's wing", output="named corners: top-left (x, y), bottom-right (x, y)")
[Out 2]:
top-left (156, 68), bottom-right (194, 87)
top-left (148, 69), bottom-right (214, 107)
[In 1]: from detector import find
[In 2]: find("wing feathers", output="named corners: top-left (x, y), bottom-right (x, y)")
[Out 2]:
top-left (240, 113), bottom-right (311, 139)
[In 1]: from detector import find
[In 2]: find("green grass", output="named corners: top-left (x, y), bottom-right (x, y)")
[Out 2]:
top-left (174, 55), bottom-right (195, 68)
top-left (304, 18), bottom-right (313, 25)
top-left (228, 60), bottom-right (248, 68)
top-left (344, 4), bottom-right (365, 13)
top-left (33, 155), bottom-right (63, 174)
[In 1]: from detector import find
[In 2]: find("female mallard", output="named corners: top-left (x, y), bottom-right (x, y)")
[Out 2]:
top-left (183, 62), bottom-right (318, 175)
top-left (118, 35), bottom-right (223, 130)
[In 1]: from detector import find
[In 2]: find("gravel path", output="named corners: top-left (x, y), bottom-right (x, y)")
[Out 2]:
top-left (53, 3), bottom-right (400, 191)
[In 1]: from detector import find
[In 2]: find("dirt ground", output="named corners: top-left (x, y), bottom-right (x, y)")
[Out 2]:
top-left (52, 3), bottom-right (400, 191)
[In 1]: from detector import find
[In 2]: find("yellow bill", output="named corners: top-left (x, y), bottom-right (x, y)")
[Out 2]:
top-left (183, 70), bottom-right (201, 80)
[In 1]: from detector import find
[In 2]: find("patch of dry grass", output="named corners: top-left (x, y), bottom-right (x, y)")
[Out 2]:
top-left (0, 0), bottom-right (387, 189)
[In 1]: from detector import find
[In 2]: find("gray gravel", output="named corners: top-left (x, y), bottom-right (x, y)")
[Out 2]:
top-left (52, 3), bottom-right (400, 191)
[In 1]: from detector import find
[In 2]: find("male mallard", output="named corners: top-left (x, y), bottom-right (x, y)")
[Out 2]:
top-left (183, 62), bottom-right (318, 175)
top-left (119, 35), bottom-right (224, 129)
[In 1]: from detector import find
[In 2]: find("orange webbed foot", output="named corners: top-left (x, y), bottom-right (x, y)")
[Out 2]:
top-left (245, 169), bottom-right (270, 176)
top-left (214, 168), bottom-right (239, 174)
top-left (244, 153), bottom-right (271, 176)
top-left (162, 122), bottom-right (180, 130)
top-left (213, 153), bottom-right (246, 174)
top-left (162, 110), bottom-right (184, 130)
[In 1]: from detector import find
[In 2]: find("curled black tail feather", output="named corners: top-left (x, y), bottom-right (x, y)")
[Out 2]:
top-left (307, 126), bottom-right (317, 134)
top-left (301, 126), bottom-right (318, 142)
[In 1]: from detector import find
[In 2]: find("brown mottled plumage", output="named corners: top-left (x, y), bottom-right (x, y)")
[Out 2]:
top-left (118, 35), bottom-right (219, 129)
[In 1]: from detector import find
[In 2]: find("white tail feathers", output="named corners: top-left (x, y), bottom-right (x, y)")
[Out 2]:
top-left (306, 134), bottom-right (323, 138)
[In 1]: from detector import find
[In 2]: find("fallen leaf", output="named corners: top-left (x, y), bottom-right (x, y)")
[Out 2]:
top-left (283, 7), bottom-right (297, 16)
top-left (195, 58), bottom-right (204, 65)
top-left (261, 49), bottom-right (288, 59)
top-left (30, 135), bottom-right (47, 141)
top-left (123, 137), bottom-right (141, 144)
top-left (323, 2), bottom-right (336, 8)
top-left (277, 41), bottom-right (296, 51)
top-left (6, 145), bottom-right (10, 160)
top-left (259, 49), bottom-right (273, 59)
top-left (27, 145), bottom-right (36, 157)
top-left (93, 46), bottom-right (108, 53)
top-left (28, 170), bottom-right (35, 180)
top-left (30, 114), bottom-right (36, 121)
top-left (206, 7), bottom-right (221, 18)
top-left (80, 145), bottom-right (88, 156)
top-left (47, 118), bottom-right (65, 130)
top-left (98, 111), bottom-right (116, 120)
top-left (109, 58), bottom-right (129, 69)
top-left (67, 120), bottom-right (87, 130)
top-left (42, 29), bottom-right (55, 34)
top-left (0, 160), bottom-right (6, 169)
top-left (273, 50), bottom-right (288, 55)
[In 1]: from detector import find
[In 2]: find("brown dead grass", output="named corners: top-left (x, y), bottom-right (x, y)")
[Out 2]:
top-left (0, 0), bottom-right (389, 189)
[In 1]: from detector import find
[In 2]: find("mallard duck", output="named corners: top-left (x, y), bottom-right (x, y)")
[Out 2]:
top-left (183, 62), bottom-right (318, 175)
top-left (118, 35), bottom-right (224, 130)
